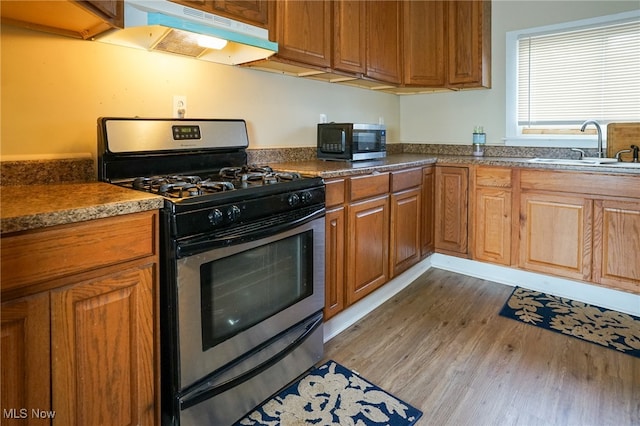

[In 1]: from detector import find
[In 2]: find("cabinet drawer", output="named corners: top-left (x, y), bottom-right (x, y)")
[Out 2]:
top-left (325, 179), bottom-right (346, 207)
top-left (1, 211), bottom-right (157, 293)
top-left (520, 170), bottom-right (640, 198)
top-left (391, 168), bottom-right (422, 192)
top-left (475, 166), bottom-right (511, 188)
top-left (349, 173), bottom-right (390, 201)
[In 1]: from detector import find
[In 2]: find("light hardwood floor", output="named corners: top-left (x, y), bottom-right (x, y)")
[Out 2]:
top-left (322, 268), bottom-right (640, 426)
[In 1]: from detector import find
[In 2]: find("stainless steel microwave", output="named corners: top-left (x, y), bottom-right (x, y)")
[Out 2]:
top-left (317, 123), bottom-right (386, 161)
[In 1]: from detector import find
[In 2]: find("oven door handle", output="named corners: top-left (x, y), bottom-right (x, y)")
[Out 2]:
top-left (179, 312), bottom-right (323, 411)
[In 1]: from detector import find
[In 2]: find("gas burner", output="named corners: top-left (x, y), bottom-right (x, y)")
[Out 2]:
top-left (201, 180), bottom-right (235, 192)
top-left (219, 165), bottom-right (274, 180)
top-left (130, 175), bottom-right (235, 198)
top-left (219, 165), bottom-right (302, 185)
top-left (276, 172), bottom-right (302, 181)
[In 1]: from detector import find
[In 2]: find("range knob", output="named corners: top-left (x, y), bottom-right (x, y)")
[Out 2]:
top-left (300, 191), bottom-right (312, 204)
top-left (208, 209), bottom-right (223, 226)
top-left (227, 205), bottom-right (241, 222)
top-left (287, 193), bottom-right (300, 206)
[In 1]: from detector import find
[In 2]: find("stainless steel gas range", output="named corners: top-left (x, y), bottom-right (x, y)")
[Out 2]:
top-left (97, 118), bottom-right (325, 426)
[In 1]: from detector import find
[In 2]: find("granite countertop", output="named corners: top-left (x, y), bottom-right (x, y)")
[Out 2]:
top-left (0, 182), bottom-right (164, 234)
top-left (2, 152), bottom-right (637, 235)
top-left (269, 153), bottom-right (640, 178)
top-left (269, 154), bottom-right (438, 178)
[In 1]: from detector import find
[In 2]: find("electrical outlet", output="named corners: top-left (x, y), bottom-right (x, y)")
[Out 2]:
top-left (173, 95), bottom-right (187, 118)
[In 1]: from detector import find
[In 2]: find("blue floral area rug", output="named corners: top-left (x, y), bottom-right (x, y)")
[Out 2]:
top-left (500, 287), bottom-right (640, 358)
top-left (235, 360), bottom-right (423, 426)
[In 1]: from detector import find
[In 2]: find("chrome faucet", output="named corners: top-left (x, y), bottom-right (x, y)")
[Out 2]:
top-left (580, 120), bottom-right (605, 158)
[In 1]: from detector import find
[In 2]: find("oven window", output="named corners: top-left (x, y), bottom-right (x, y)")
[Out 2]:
top-left (200, 231), bottom-right (314, 350)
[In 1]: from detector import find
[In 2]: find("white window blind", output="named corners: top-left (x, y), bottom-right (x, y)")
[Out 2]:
top-left (517, 19), bottom-right (640, 127)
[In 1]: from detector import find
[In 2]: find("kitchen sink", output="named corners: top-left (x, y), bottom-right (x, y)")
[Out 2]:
top-left (528, 158), bottom-right (640, 168)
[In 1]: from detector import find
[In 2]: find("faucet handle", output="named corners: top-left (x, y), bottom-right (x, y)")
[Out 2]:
top-left (631, 145), bottom-right (639, 163)
top-left (570, 148), bottom-right (586, 160)
top-left (614, 149), bottom-right (631, 161)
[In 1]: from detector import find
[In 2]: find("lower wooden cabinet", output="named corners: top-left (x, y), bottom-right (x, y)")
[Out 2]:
top-left (324, 167), bottom-right (432, 318)
top-left (390, 168), bottom-right (423, 277)
top-left (517, 169), bottom-right (640, 293)
top-left (472, 166), bottom-right (512, 265)
top-left (593, 199), bottom-right (640, 293)
top-left (435, 165), bottom-right (469, 256)
top-left (421, 166), bottom-right (435, 257)
top-left (346, 194), bottom-right (390, 304)
top-left (51, 264), bottom-right (156, 426)
top-left (324, 205), bottom-right (345, 320)
top-left (519, 192), bottom-right (593, 281)
top-left (1, 293), bottom-right (51, 426)
top-left (390, 187), bottom-right (421, 277)
top-left (0, 211), bottom-right (159, 426)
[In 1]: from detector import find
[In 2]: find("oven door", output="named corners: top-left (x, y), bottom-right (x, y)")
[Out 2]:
top-left (175, 214), bottom-right (325, 391)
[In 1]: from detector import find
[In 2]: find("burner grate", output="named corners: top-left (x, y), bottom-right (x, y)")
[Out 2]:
top-left (132, 175), bottom-right (235, 198)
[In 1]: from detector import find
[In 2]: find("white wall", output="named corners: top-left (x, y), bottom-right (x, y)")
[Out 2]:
top-left (400, 0), bottom-right (640, 145)
top-left (2, 1), bottom-right (638, 158)
top-left (0, 25), bottom-right (399, 159)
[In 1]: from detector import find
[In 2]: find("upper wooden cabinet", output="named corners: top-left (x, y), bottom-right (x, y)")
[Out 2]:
top-left (270, 0), bottom-right (332, 68)
top-left (333, 0), bottom-right (366, 74)
top-left (403, 1), bottom-right (446, 87)
top-left (0, 0), bottom-right (123, 39)
top-left (172, 0), bottom-right (269, 27)
top-left (249, 0), bottom-right (491, 92)
top-left (447, 0), bottom-right (491, 88)
top-left (365, 1), bottom-right (402, 84)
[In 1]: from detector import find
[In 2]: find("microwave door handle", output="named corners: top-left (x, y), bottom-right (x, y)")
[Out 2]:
top-left (179, 313), bottom-right (322, 410)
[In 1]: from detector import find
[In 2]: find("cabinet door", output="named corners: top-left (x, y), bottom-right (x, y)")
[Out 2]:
top-left (447, 0), bottom-right (491, 88)
top-left (333, 0), bottom-right (366, 73)
top-left (325, 206), bottom-right (345, 320)
top-left (519, 193), bottom-right (592, 281)
top-left (435, 166), bottom-right (469, 255)
top-left (213, 0), bottom-right (268, 26)
top-left (421, 167), bottom-right (435, 257)
top-left (390, 187), bottom-right (422, 277)
top-left (51, 264), bottom-right (156, 426)
top-left (366, 1), bottom-right (402, 84)
top-left (347, 195), bottom-right (390, 304)
top-left (474, 187), bottom-right (511, 265)
top-left (403, 0), bottom-right (445, 86)
top-left (593, 199), bottom-right (640, 293)
top-left (273, 0), bottom-right (332, 68)
top-left (1, 293), bottom-right (51, 426)
top-left (171, 0), bottom-right (268, 27)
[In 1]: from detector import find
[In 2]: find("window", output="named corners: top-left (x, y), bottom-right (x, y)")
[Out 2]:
top-left (506, 10), bottom-right (640, 147)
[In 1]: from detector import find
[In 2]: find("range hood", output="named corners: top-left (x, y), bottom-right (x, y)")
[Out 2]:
top-left (97, 0), bottom-right (277, 65)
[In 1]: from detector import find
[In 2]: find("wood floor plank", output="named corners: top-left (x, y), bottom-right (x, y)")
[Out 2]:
top-left (322, 268), bottom-right (640, 426)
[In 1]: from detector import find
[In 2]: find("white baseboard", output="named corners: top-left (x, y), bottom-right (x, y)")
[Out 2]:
top-left (324, 254), bottom-right (639, 343)
top-left (430, 254), bottom-right (640, 316)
